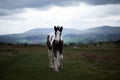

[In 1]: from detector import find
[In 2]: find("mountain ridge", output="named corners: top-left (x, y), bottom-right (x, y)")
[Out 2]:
top-left (0, 26), bottom-right (120, 44)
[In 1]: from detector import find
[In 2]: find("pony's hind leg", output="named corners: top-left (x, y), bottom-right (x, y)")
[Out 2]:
top-left (48, 50), bottom-right (53, 68)
top-left (59, 49), bottom-right (63, 70)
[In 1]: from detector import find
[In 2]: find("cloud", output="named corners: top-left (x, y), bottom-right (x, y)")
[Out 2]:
top-left (0, 3), bottom-right (120, 34)
top-left (0, 0), bottom-right (120, 9)
top-left (0, 0), bottom-right (77, 16)
top-left (81, 0), bottom-right (120, 5)
top-left (0, 0), bottom-right (120, 17)
top-left (0, 0), bottom-right (77, 9)
top-left (0, 8), bottom-right (23, 16)
top-left (0, 0), bottom-right (120, 34)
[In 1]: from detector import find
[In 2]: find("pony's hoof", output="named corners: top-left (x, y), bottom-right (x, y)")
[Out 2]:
top-left (58, 65), bottom-right (63, 70)
top-left (54, 69), bottom-right (59, 72)
top-left (49, 66), bottom-right (54, 69)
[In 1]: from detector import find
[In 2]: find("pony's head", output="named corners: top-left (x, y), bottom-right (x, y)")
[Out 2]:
top-left (54, 26), bottom-right (63, 42)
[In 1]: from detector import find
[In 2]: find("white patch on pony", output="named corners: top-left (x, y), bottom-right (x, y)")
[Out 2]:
top-left (60, 55), bottom-right (63, 60)
top-left (48, 33), bottom-right (55, 45)
top-left (55, 31), bottom-right (61, 41)
top-left (48, 32), bottom-right (63, 45)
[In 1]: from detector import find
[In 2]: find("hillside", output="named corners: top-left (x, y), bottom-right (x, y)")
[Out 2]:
top-left (0, 26), bottom-right (120, 44)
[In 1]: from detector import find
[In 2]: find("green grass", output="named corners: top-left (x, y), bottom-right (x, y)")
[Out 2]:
top-left (0, 45), bottom-right (120, 80)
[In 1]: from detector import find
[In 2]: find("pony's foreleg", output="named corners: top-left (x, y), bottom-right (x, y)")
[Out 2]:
top-left (53, 50), bottom-right (59, 72)
top-left (54, 57), bottom-right (59, 72)
top-left (59, 54), bottom-right (63, 69)
top-left (48, 50), bottom-right (53, 68)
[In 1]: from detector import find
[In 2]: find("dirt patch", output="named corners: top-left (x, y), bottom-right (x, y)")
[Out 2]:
top-left (65, 53), bottom-right (82, 60)
top-left (80, 53), bottom-right (114, 64)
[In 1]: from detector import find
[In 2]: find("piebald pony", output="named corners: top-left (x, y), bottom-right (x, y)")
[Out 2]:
top-left (47, 26), bottom-right (63, 72)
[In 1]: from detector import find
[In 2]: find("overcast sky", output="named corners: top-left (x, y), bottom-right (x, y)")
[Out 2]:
top-left (0, 0), bottom-right (120, 35)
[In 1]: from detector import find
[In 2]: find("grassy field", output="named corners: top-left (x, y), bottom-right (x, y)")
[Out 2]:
top-left (0, 44), bottom-right (120, 80)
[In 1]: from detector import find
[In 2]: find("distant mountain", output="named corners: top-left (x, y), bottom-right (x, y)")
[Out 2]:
top-left (0, 26), bottom-right (120, 44)
top-left (81, 26), bottom-right (120, 34)
top-left (0, 28), bottom-right (80, 44)
top-left (22, 28), bottom-right (80, 36)
top-left (64, 26), bottom-right (120, 44)
top-left (83, 26), bottom-right (120, 41)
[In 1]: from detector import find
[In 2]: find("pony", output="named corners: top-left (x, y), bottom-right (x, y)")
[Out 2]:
top-left (47, 26), bottom-right (63, 72)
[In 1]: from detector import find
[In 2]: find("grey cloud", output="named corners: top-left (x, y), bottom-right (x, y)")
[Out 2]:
top-left (81, 0), bottom-right (120, 5)
top-left (0, 8), bottom-right (23, 17)
top-left (0, 0), bottom-right (120, 16)
top-left (0, 0), bottom-right (78, 9)
top-left (98, 4), bottom-right (120, 17)
top-left (0, 0), bottom-right (120, 9)
top-left (0, 9), bottom-right (21, 16)
top-left (0, 0), bottom-right (78, 16)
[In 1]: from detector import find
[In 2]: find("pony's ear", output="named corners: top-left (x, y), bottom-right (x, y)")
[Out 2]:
top-left (60, 26), bottom-right (63, 32)
top-left (54, 26), bottom-right (57, 31)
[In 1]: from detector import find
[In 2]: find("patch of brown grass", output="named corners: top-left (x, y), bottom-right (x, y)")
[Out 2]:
top-left (80, 53), bottom-right (116, 64)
